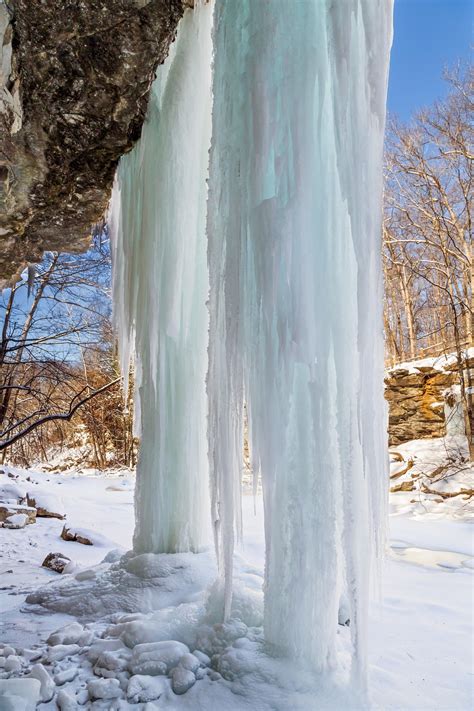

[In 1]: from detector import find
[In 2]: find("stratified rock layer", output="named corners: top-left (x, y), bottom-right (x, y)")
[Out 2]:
top-left (385, 353), bottom-right (474, 445)
top-left (0, 0), bottom-right (185, 284)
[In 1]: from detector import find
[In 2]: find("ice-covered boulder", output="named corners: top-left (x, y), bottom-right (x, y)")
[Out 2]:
top-left (129, 641), bottom-right (189, 676)
top-left (3, 513), bottom-right (28, 529)
top-left (47, 622), bottom-right (84, 647)
top-left (54, 668), bottom-right (78, 686)
top-left (171, 667), bottom-right (196, 695)
top-left (87, 639), bottom-right (127, 664)
top-left (56, 689), bottom-right (78, 710)
top-left (192, 650), bottom-right (211, 667)
top-left (0, 678), bottom-right (41, 711)
top-left (3, 655), bottom-right (22, 672)
top-left (178, 653), bottom-right (200, 673)
top-left (45, 644), bottom-right (80, 663)
top-left (0, 646), bottom-right (15, 657)
top-left (41, 552), bottom-right (72, 574)
top-left (27, 664), bottom-right (55, 703)
top-left (87, 677), bottom-right (121, 700)
top-left (127, 675), bottom-right (170, 703)
top-left (94, 648), bottom-right (131, 677)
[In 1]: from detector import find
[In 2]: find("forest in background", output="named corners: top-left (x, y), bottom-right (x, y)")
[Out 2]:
top-left (0, 65), bottom-right (472, 468)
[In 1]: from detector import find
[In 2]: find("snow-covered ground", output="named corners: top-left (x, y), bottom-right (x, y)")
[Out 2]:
top-left (0, 438), bottom-right (472, 710)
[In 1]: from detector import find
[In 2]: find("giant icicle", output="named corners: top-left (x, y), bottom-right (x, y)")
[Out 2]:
top-left (110, 4), bottom-right (213, 553)
top-left (207, 0), bottom-right (392, 681)
top-left (111, 0), bottom-right (392, 684)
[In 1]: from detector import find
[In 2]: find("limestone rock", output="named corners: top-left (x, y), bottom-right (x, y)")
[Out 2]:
top-left (61, 525), bottom-right (92, 545)
top-left (3, 512), bottom-right (28, 528)
top-left (26, 492), bottom-right (64, 519)
top-left (385, 359), bottom-right (459, 445)
top-left (41, 552), bottom-right (72, 573)
top-left (0, 504), bottom-right (36, 525)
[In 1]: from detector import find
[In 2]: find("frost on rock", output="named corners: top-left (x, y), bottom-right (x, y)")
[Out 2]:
top-left (47, 622), bottom-right (84, 647)
top-left (87, 677), bottom-right (122, 700)
top-left (110, 2), bottom-right (213, 554)
top-left (207, 0), bottom-right (392, 681)
top-left (171, 666), bottom-right (196, 695)
top-left (129, 641), bottom-right (189, 675)
top-left (127, 674), bottom-right (170, 703)
top-left (56, 689), bottom-right (78, 711)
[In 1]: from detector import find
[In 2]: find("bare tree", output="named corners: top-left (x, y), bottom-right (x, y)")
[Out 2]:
top-left (0, 235), bottom-right (136, 467)
top-left (383, 64), bottom-right (473, 457)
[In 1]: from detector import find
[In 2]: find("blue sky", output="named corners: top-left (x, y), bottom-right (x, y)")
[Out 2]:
top-left (388, 0), bottom-right (473, 121)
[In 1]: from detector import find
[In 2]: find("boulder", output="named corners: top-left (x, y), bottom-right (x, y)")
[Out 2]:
top-left (0, 678), bottom-right (41, 711)
top-left (61, 525), bottom-right (92, 545)
top-left (56, 689), bottom-right (78, 711)
top-left (45, 644), bottom-right (80, 663)
top-left (127, 675), bottom-right (169, 703)
top-left (87, 678), bottom-right (121, 700)
top-left (0, 504), bottom-right (36, 525)
top-left (3, 513), bottom-right (28, 529)
top-left (47, 622), bottom-right (84, 647)
top-left (129, 641), bottom-right (189, 676)
top-left (4, 655), bottom-right (22, 672)
top-left (171, 667), bottom-right (196, 695)
top-left (26, 664), bottom-right (55, 703)
top-left (41, 552), bottom-right (72, 574)
top-left (26, 491), bottom-right (64, 519)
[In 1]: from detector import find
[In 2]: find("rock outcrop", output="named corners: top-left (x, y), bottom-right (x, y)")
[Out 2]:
top-left (385, 352), bottom-right (473, 445)
top-left (0, 0), bottom-right (186, 285)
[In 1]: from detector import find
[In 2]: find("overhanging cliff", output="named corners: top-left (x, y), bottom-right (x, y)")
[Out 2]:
top-left (0, 0), bottom-right (187, 285)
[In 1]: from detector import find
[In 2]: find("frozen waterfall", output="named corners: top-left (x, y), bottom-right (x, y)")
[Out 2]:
top-left (110, 3), bottom-right (213, 553)
top-left (111, 0), bottom-right (393, 683)
top-left (207, 0), bottom-right (392, 679)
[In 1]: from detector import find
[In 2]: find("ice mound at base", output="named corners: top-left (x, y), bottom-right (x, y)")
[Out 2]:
top-left (25, 550), bottom-right (217, 617)
top-left (4, 557), bottom-right (365, 709)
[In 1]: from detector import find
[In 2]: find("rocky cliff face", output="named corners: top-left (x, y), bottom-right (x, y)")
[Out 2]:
top-left (0, 0), bottom-right (186, 285)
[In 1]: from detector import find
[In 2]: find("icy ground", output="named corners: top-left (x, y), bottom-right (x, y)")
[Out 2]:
top-left (0, 439), bottom-right (472, 710)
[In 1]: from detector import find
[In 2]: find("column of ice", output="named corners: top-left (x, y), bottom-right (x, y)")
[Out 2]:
top-left (110, 4), bottom-right (213, 553)
top-left (207, 0), bottom-right (392, 679)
